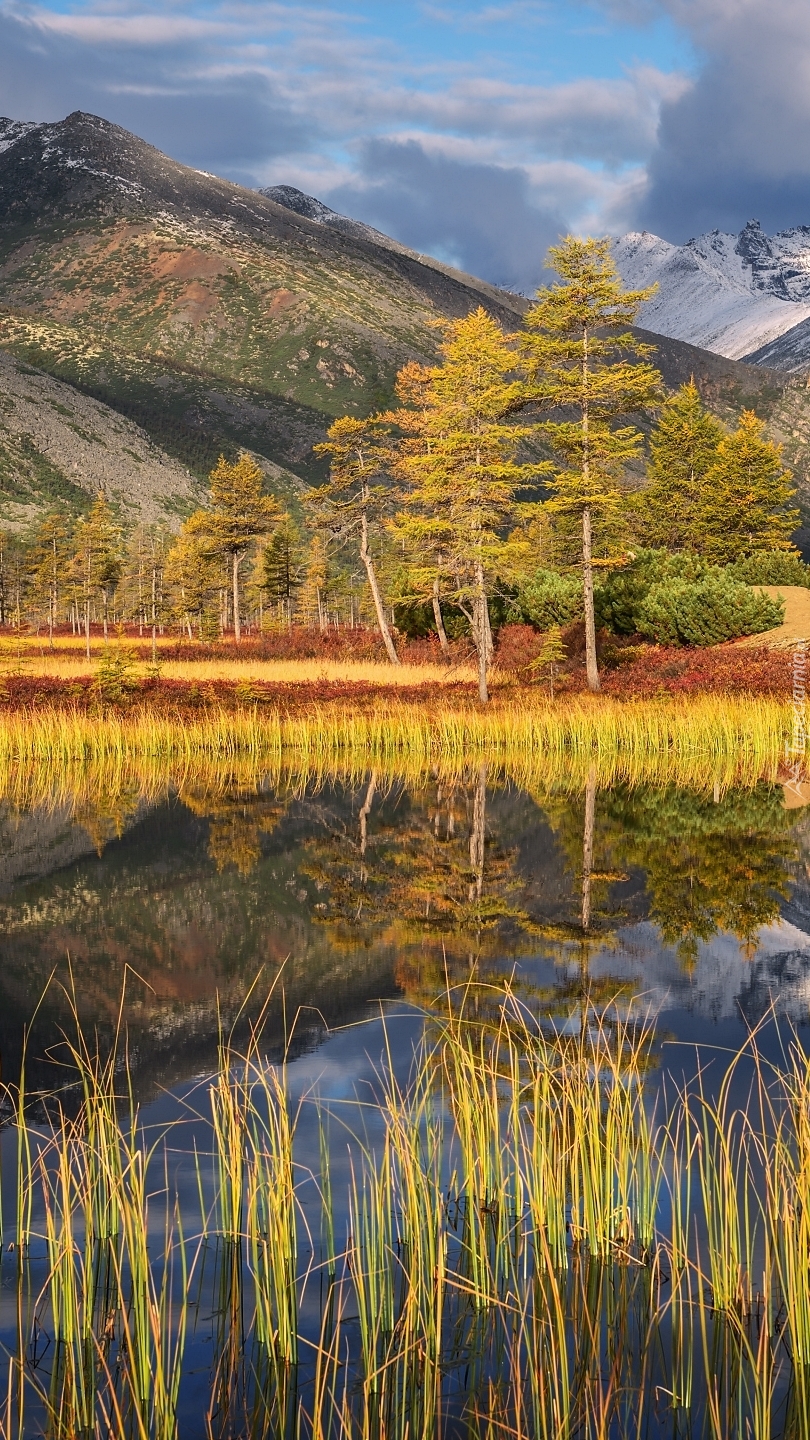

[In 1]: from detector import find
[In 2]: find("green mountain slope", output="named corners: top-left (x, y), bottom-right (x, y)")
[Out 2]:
top-left (1, 109), bottom-right (809, 531)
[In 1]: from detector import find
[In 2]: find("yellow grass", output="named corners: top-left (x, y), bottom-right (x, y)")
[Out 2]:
top-left (0, 695), bottom-right (797, 814)
top-left (8, 655), bottom-right (478, 686)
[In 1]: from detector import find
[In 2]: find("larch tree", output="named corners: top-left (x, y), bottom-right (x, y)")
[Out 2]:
top-left (72, 492), bottom-right (123, 657)
top-left (312, 415), bottom-right (401, 664)
top-left (205, 454), bottom-right (281, 642)
top-left (697, 410), bottom-right (799, 562)
top-left (393, 307), bottom-right (532, 703)
top-left (517, 237), bottom-right (661, 693)
top-left (27, 511), bottom-right (72, 647)
top-left (165, 513), bottom-right (222, 639)
top-left (262, 510), bottom-right (303, 626)
top-left (640, 380), bottom-right (725, 550)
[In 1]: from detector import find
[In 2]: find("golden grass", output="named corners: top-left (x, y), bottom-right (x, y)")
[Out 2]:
top-left (9, 655), bottom-right (479, 686)
top-left (0, 695), bottom-right (797, 813)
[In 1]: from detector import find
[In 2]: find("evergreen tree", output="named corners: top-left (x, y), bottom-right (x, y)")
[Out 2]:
top-left (312, 415), bottom-right (401, 664)
top-left (71, 492), bottom-right (123, 657)
top-left (261, 510), bottom-right (303, 626)
top-left (640, 381), bottom-right (724, 549)
top-left (393, 307), bottom-right (532, 702)
top-left (698, 410), bottom-right (799, 562)
top-left (204, 454), bottom-right (281, 642)
top-left (517, 237), bottom-right (661, 692)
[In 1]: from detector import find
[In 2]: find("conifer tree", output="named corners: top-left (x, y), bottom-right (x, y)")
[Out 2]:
top-left (698, 410), bottom-right (799, 562)
top-left (312, 416), bottom-right (400, 664)
top-left (641, 381), bottom-right (724, 550)
top-left (393, 308), bottom-right (532, 702)
top-left (71, 492), bottom-right (123, 657)
top-left (298, 534), bottom-right (331, 630)
top-left (165, 514), bottom-right (222, 639)
top-left (261, 511), bottom-right (303, 626)
top-left (27, 511), bottom-right (72, 647)
top-left (517, 238), bottom-right (661, 692)
top-left (205, 454), bottom-right (281, 642)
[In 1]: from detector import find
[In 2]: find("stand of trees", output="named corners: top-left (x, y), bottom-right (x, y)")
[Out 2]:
top-left (0, 238), bottom-right (801, 691)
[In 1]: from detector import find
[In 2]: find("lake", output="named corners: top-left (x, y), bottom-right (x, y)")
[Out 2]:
top-left (2, 760), bottom-right (809, 1437)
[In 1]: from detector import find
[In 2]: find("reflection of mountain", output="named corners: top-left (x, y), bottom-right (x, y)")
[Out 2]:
top-left (3, 770), bottom-right (809, 1097)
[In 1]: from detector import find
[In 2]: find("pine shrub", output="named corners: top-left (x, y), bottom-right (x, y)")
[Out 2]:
top-left (636, 573), bottom-right (784, 646)
top-left (509, 569), bottom-right (582, 629)
top-left (727, 549), bottom-right (810, 587)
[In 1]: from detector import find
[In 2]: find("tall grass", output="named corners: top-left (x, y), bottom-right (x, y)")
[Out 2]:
top-left (0, 695), bottom-right (796, 817)
top-left (9, 981), bottom-right (810, 1437)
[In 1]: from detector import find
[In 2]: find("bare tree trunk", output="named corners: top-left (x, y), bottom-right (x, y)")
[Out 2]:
top-left (582, 507), bottom-right (600, 694)
top-left (85, 596), bottom-right (91, 661)
top-left (468, 763), bottom-right (486, 903)
top-left (360, 512), bottom-right (400, 665)
top-left (474, 561), bottom-right (489, 703)
top-left (432, 575), bottom-right (450, 655)
top-left (232, 552), bottom-right (241, 643)
top-left (102, 591), bottom-right (109, 644)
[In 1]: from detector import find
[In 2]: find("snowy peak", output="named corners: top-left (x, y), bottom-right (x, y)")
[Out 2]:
top-left (614, 222), bottom-right (810, 370)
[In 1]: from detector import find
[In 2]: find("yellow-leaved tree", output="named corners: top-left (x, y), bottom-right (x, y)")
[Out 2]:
top-left (517, 237), bottom-right (661, 692)
top-left (312, 415), bottom-right (401, 664)
top-left (203, 454), bottom-right (281, 642)
top-left (393, 307), bottom-right (533, 702)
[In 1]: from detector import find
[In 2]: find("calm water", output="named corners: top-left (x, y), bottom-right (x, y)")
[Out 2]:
top-left (3, 765), bottom-right (810, 1436)
top-left (2, 766), bottom-right (810, 1092)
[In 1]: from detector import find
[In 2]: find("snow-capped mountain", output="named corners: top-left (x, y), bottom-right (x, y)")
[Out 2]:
top-left (613, 221), bottom-right (810, 371)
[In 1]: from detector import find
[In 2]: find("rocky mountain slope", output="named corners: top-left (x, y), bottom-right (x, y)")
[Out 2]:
top-left (614, 222), bottom-right (810, 368)
top-left (3, 110), bottom-right (810, 528)
top-left (0, 350), bottom-right (204, 527)
top-left (0, 111), bottom-right (521, 504)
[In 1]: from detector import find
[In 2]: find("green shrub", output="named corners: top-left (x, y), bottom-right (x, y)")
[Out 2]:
top-left (727, 549), bottom-right (810, 588)
top-left (636, 574), bottom-right (784, 646)
top-left (509, 569), bottom-right (582, 629)
top-left (595, 550), bottom-right (708, 634)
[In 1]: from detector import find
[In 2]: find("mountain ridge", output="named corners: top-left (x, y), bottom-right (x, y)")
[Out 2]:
top-left (614, 221), bottom-right (810, 370)
top-left (1, 110), bottom-right (810, 530)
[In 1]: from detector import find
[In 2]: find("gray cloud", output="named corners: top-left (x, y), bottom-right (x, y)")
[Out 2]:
top-left (324, 138), bottom-right (565, 292)
top-left (639, 0), bottom-right (810, 239)
top-left (0, 7), bottom-right (310, 172)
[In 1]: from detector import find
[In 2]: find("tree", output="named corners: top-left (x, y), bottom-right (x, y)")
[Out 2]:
top-left (697, 410), bottom-right (799, 562)
top-left (298, 533), bottom-right (331, 630)
top-left (393, 308), bottom-right (533, 702)
top-left (204, 454), bottom-right (281, 642)
top-left (312, 415), bottom-right (401, 664)
top-left (71, 492), bottom-right (123, 658)
top-left (640, 381), bottom-right (724, 550)
top-left (517, 237), bottom-right (661, 693)
top-left (26, 512), bottom-right (72, 647)
top-left (165, 513), bottom-right (222, 639)
top-left (261, 510), bottom-right (303, 627)
top-left (529, 625), bottom-right (566, 697)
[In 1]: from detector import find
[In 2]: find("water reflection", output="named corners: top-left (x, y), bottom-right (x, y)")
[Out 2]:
top-left (1, 760), bottom-right (808, 1094)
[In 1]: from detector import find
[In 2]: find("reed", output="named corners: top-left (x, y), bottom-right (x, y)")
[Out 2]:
top-left (11, 982), bottom-right (810, 1438)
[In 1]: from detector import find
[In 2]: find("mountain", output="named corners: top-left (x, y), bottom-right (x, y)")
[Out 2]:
top-left (3, 110), bottom-right (810, 530)
top-left (614, 222), bottom-right (810, 369)
top-left (0, 110), bottom-right (522, 520)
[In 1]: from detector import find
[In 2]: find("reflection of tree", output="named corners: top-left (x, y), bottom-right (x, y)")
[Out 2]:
top-left (179, 784), bottom-right (289, 875)
top-left (73, 782), bottom-right (143, 856)
top-left (602, 784), bottom-right (797, 967)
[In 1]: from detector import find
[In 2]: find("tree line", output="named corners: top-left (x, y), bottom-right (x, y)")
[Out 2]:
top-left (0, 238), bottom-right (798, 696)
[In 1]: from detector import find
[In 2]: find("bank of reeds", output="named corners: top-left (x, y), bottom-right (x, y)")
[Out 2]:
top-left (6, 982), bottom-right (810, 1438)
top-left (0, 694), bottom-right (795, 815)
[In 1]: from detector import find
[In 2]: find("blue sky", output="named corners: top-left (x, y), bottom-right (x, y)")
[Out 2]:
top-left (0, 0), bottom-right (808, 290)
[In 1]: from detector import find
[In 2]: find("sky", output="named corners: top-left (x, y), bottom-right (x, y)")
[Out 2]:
top-left (0, 0), bottom-right (809, 291)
